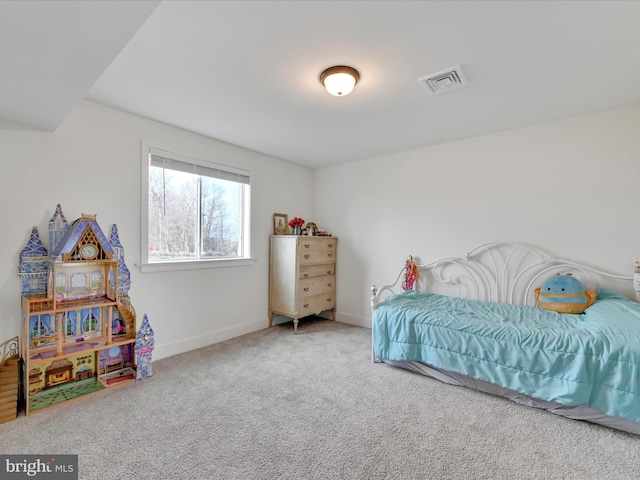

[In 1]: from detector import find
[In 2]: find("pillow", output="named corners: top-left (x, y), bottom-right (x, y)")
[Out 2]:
top-left (534, 273), bottom-right (596, 314)
top-left (595, 287), bottom-right (629, 302)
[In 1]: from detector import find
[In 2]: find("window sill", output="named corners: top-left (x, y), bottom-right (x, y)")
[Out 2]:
top-left (136, 257), bottom-right (256, 273)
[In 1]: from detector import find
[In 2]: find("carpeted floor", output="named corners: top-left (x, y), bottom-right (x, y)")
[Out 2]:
top-left (2, 318), bottom-right (640, 479)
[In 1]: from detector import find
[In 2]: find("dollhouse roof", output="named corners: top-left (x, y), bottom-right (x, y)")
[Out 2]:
top-left (20, 227), bottom-right (48, 258)
top-left (136, 314), bottom-right (154, 337)
top-left (109, 224), bottom-right (124, 250)
top-left (135, 314), bottom-right (154, 349)
top-left (48, 203), bottom-right (68, 230)
top-left (52, 214), bottom-right (113, 259)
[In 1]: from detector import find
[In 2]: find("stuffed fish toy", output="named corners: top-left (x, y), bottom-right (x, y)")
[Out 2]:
top-left (535, 273), bottom-right (596, 314)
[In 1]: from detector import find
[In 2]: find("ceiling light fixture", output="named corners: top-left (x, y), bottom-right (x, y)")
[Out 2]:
top-left (320, 66), bottom-right (359, 97)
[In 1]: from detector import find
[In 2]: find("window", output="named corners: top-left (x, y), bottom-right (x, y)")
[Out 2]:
top-left (81, 309), bottom-right (100, 334)
top-left (140, 146), bottom-right (252, 272)
top-left (63, 312), bottom-right (77, 336)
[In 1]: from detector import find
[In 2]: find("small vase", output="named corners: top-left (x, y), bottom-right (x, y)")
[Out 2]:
top-left (293, 227), bottom-right (301, 235)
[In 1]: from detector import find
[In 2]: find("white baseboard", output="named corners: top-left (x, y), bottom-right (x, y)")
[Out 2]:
top-left (273, 311), bottom-right (371, 329)
top-left (153, 318), bottom-right (266, 361)
top-left (336, 311), bottom-right (371, 329)
top-left (153, 312), bottom-right (370, 361)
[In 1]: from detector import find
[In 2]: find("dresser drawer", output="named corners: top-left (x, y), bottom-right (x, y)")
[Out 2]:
top-left (298, 293), bottom-right (335, 316)
top-left (299, 249), bottom-right (335, 265)
top-left (298, 238), bottom-right (336, 265)
top-left (299, 275), bottom-right (335, 297)
top-left (299, 264), bottom-right (335, 279)
top-left (298, 238), bottom-right (336, 252)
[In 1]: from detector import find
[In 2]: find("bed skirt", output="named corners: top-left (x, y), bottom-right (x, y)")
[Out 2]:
top-left (378, 358), bottom-right (640, 436)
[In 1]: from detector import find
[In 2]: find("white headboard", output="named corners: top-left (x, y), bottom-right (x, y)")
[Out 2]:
top-left (372, 242), bottom-right (638, 309)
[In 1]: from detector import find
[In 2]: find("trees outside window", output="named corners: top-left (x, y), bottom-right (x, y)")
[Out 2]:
top-left (147, 150), bottom-right (250, 263)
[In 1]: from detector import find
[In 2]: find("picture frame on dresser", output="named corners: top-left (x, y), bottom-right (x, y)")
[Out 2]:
top-left (273, 213), bottom-right (288, 235)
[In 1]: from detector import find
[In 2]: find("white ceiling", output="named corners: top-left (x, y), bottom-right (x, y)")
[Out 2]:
top-left (2, 1), bottom-right (640, 168)
top-left (0, 0), bottom-right (159, 131)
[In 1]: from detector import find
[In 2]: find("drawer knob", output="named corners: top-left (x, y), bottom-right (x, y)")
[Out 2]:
top-left (328, 244), bottom-right (333, 248)
top-left (327, 253), bottom-right (333, 257)
top-left (303, 304), bottom-right (309, 308)
top-left (327, 270), bottom-right (331, 274)
top-left (327, 298), bottom-right (332, 302)
top-left (303, 273), bottom-right (309, 277)
top-left (303, 287), bottom-right (309, 291)
top-left (304, 254), bottom-right (310, 259)
top-left (304, 244), bottom-right (310, 248)
top-left (327, 283), bottom-right (332, 287)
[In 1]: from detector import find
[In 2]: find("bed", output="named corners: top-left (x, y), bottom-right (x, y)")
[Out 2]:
top-left (371, 242), bottom-right (640, 434)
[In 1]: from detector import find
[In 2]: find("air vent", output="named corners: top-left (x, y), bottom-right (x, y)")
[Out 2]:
top-left (418, 65), bottom-right (467, 95)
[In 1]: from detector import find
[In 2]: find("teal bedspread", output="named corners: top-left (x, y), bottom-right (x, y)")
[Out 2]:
top-left (373, 289), bottom-right (640, 423)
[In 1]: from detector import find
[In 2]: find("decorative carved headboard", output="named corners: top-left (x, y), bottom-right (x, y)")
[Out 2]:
top-left (372, 242), bottom-right (638, 309)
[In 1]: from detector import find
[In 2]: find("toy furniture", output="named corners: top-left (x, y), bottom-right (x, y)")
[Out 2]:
top-left (44, 359), bottom-right (74, 389)
top-left (269, 236), bottom-right (337, 333)
top-left (372, 242), bottom-right (640, 434)
top-left (102, 356), bottom-right (124, 374)
top-left (20, 206), bottom-right (137, 414)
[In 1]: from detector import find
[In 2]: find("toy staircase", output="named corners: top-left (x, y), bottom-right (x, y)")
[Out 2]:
top-left (118, 296), bottom-right (137, 338)
top-left (0, 336), bottom-right (19, 424)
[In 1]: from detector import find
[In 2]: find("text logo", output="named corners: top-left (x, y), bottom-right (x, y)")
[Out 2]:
top-left (1, 455), bottom-right (78, 479)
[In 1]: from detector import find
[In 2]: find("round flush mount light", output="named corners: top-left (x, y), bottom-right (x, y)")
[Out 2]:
top-left (320, 65), bottom-right (360, 96)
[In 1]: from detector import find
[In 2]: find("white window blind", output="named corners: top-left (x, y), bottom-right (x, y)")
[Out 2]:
top-left (149, 154), bottom-right (250, 185)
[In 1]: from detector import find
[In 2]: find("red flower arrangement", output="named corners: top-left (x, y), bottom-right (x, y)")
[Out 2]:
top-left (288, 217), bottom-right (305, 229)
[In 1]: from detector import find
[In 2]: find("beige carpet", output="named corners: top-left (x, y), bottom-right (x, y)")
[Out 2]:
top-left (2, 318), bottom-right (640, 479)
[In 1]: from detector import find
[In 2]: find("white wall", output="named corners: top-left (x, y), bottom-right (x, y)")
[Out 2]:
top-left (0, 100), bottom-right (313, 359)
top-left (3, 101), bottom-right (638, 356)
top-left (314, 105), bottom-right (640, 328)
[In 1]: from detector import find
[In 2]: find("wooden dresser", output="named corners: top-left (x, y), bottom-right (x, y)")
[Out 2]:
top-left (269, 235), bottom-right (337, 333)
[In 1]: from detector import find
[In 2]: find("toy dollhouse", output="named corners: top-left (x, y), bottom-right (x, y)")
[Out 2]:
top-left (20, 205), bottom-right (137, 414)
